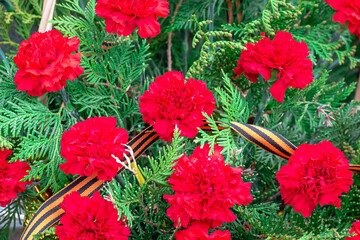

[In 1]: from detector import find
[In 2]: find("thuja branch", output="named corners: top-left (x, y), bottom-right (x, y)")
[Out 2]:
top-left (167, 0), bottom-right (184, 71)
top-left (139, 201), bottom-right (173, 234)
top-left (83, 81), bottom-right (123, 91)
top-left (60, 87), bottom-right (80, 122)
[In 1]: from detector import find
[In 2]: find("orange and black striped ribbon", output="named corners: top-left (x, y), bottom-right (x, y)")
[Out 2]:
top-left (21, 125), bottom-right (158, 240)
top-left (20, 121), bottom-right (357, 239)
top-left (349, 165), bottom-right (360, 173)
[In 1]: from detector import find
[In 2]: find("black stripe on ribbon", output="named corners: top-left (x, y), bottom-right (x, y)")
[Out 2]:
top-left (23, 176), bottom-right (102, 240)
top-left (255, 125), bottom-right (296, 151)
top-left (37, 179), bottom-right (106, 234)
top-left (21, 176), bottom-right (88, 240)
top-left (240, 123), bottom-right (292, 158)
top-left (230, 123), bottom-right (281, 157)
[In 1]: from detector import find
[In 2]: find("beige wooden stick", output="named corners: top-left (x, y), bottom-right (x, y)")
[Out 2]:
top-left (42, 0), bottom-right (48, 12)
top-left (349, 72), bottom-right (360, 115)
top-left (354, 73), bottom-right (360, 102)
top-left (45, 1), bottom-right (56, 31)
top-left (38, 0), bottom-right (56, 32)
top-left (37, 0), bottom-right (56, 103)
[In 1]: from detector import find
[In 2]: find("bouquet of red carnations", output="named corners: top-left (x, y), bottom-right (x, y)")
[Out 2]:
top-left (1, 0), bottom-right (360, 239)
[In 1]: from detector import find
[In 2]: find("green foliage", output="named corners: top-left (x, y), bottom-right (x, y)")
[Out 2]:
top-left (350, 141), bottom-right (360, 164)
top-left (0, 62), bottom-right (71, 193)
top-left (0, 61), bottom-right (31, 108)
top-left (33, 228), bottom-right (58, 240)
top-left (232, 191), bottom-right (357, 240)
top-left (0, 193), bottom-right (26, 240)
top-left (105, 129), bottom-right (184, 238)
top-left (292, 23), bottom-right (358, 66)
top-left (316, 102), bottom-right (360, 149)
top-left (215, 71), bottom-right (250, 123)
top-left (166, 0), bottom-right (225, 32)
top-left (198, 71), bottom-right (249, 163)
top-left (0, 0), bottom-right (41, 54)
top-left (53, 0), bottom-right (150, 129)
top-left (186, 16), bottom-right (244, 80)
top-left (141, 129), bottom-right (184, 185)
top-left (266, 70), bottom-right (357, 135)
top-left (1, 0), bottom-right (360, 239)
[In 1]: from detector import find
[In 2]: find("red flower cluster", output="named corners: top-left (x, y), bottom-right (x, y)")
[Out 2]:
top-left (276, 140), bottom-right (353, 217)
top-left (139, 71), bottom-right (216, 142)
top-left (234, 31), bottom-right (313, 102)
top-left (60, 117), bottom-right (129, 181)
top-left (346, 220), bottom-right (360, 240)
top-left (95, 0), bottom-right (169, 38)
top-left (0, 148), bottom-right (31, 207)
top-left (56, 191), bottom-right (130, 240)
top-left (164, 144), bottom-right (252, 229)
top-left (325, 0), bottom-right (360, 40)
top-left (14, 29), bottom-right (84, 96)
top-left (175, 221), bottom-right (231, 240)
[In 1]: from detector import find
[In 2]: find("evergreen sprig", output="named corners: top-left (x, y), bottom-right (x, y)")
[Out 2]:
top-left (105, 128), bottom-right (184, 228)
top-left (1, 0), bottom-right (360, 239)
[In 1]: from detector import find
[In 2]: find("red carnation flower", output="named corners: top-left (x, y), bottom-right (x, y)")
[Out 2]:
top-left (14, 29), bottom-right (84, 96)
top-left (164, 144), bottom-right (252, 228)
top-left (0, 148), bottom-right (31, 207)
top-left (95, 0), bottom-right (169, 38)
top-left (175, 221), bottom-right (231, 240)
top-left (325, 0), bottom-right (360, 39)
top-left (346, 220), bottom-right (360, 239)
top-left (60, 116), bottom-right (129, 181)
top-left (139, 71), bottom-right (216, 142)
top-left (276, 140), bottom-right (353, 217)
top-left (234, 31), bottom-right (313, 102)
top-left (56, 191), bottom-right (130, 240)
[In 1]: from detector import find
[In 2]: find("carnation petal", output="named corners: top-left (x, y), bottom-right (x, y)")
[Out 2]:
top-left (277, 141), bottom-right (353, 217)
top-left (60, 116), bottom-right (128, 181)
top-left (139, 71), bottom-right (215, 142)
top-left (136, 17), bottom-right (161, 38)
top-left (153, 118), bottom-right (174, 142)
top-left (0, 148), bottom-right (31, 207)
top-left (325, 0), bottom-right (344, 9)
top-left (57, 191), bottom-right (130, 239)
top-left (165, 144), bottom-right (252, 228)
top-left (96, 0), bottom-right (169, 38)
top-left (333, 11), bottom-right (349, 24)
top-left (174, 221), bottom-right (231, 240)
top-left (155, 0), bottom-right (170, 17)
top-left (14, 30), bottom-right (83, 96)
top-left (269, 78), bottom-right (288, 102)
top-left (348, 22), bottom-right (359, 35)
top-left (234, 31), bottom-right (314, 102)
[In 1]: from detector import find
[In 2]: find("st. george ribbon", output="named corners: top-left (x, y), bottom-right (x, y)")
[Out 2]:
top-left (20, 121), bottom-right (360, 240)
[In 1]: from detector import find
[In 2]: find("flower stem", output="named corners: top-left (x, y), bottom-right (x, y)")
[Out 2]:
top-left (253, 106), bottom-right (264, 125)
top-left (265, 0), bottom-right (271, 9)
top-left (60, 87), bottom-right (81, 122)
top-left (115, 175), bottom-right (126, 188)
top-left (78, 0), bottom-right (85, 11)
top-left (297, 0), bottom-right (302, 10)
top-left (208, 1), bottom-right (215, 43)
top-left (0, 48), bottom-right (9, 69)
top-left (134, 39), bottom-right (145, 85)
top-left (0, 0), bottom-right (15, 12)
top-left (183, 28), bottom-right (189, 74)
top-left (254, 86), bottom-right (270, 125)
